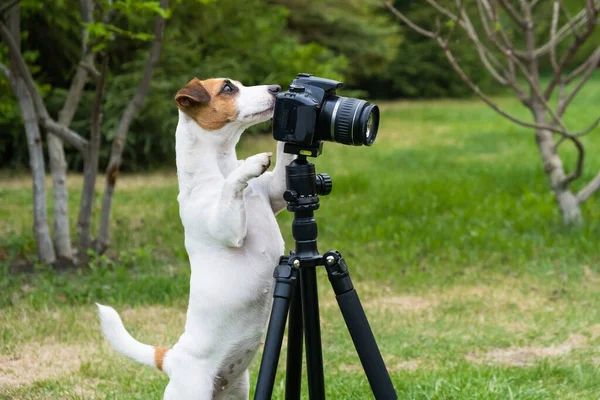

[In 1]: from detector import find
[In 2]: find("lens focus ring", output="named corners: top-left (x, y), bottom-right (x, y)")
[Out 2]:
top-left (333, 98), bottom-right (360, 145)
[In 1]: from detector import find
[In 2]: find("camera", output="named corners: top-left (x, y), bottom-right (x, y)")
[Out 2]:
top-left (273, 73), bottom-right (379, 152)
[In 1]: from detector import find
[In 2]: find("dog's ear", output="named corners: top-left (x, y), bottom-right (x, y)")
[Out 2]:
top-left (175, 79), bottom-right (211, 108)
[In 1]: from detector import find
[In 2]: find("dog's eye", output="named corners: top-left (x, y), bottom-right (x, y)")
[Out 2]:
top-left (221, 83), bottom-right (234, 93)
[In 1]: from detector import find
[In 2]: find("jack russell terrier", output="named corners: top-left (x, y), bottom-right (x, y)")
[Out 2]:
top-left (97, 77), bottom-right (295, 399)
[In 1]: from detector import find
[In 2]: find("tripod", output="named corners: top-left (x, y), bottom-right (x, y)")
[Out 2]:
top-left (254, 144), bottom-right (397, 400)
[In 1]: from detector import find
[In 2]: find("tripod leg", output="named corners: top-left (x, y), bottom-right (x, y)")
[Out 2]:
top-left (285, 284), bottom-right (303, 400)
top-left (324, 251), bottom-right (398, 400)
top-left (254, 258), bottom-right (299, 400)
top-left (299, 267), bottom-right (326, 400)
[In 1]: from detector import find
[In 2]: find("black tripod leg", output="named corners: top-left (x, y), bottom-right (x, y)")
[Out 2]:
top-left (299, 267), bottom-right (326, 400)
top-left (285, 284), bottom-right (303, 400)
top-left (323, 251), bottom-right (398, 400)
top-left (254, 258), bottom-right (299, 400)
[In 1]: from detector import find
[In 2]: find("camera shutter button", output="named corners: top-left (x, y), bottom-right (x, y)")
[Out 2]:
top-left (289, 85), bottom-right (305, 93)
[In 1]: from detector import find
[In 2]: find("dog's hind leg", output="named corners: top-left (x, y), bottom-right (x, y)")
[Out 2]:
top-left (207, 152), bottom-right (271, 247)
top-left (212, 369), bottom-right (249, 400)
top-left (163, 359), bottom-right (216, 400)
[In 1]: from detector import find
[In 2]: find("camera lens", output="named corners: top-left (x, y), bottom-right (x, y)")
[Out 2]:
top-left (319, 97), bottom-right (379, 146)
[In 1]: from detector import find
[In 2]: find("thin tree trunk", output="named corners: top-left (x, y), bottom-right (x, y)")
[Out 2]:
top-left (6, 4), bottom-right (56, 263)
top-left (96, 0), bottom-right (168, 254)
top-left (531, 106), bottom-right (582, 225)
top-left (76, 56), bottom-right (107, 264)
top-left (49, 0), bottom-right (95, 261)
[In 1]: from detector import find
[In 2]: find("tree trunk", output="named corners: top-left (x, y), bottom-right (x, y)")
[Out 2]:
top-left (531, 106), bottom-right (582, 225)
top-left (6, 3), bottom-right (56, 263)
top-left (48, 0), bottom-right (95, 261)
top-left (15, 79), bottom-right (57, 263)
top-left (97, 0), bottom-right (168, 254)
top-left (48, 52), bottom-right (95, 261)
top-left (76, 56), bottom-right (107, 264)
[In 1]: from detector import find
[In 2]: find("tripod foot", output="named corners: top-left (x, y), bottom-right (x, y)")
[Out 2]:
top-left (324, 251), bottom-right (398, 400)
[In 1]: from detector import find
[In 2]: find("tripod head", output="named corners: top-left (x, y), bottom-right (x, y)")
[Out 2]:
top-left (283, 155), bottom-right (332, 213)
top-left (280, 151), bottom-right (332, 261)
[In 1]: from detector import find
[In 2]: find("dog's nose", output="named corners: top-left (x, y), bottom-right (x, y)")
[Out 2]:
top-left (268, 85), bottom-right (281, 95)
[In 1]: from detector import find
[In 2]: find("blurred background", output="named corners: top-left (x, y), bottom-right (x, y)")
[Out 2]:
top-left (1, 0), bottom-right (600, 399)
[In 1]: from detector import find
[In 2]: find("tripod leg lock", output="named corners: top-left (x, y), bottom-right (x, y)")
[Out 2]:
top-left (272, 256), bottom-right (299, 300)
top-left (323, 250), bottom-right (354, 295)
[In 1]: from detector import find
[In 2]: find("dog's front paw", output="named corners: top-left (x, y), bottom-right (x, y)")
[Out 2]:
top-left (245, 152), bottom-right (272, 177)
top-left (231, 152), bottom-right (272, 188)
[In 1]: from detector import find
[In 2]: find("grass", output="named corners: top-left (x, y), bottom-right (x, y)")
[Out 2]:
top-left (1, 75), bottom-right (600, 399)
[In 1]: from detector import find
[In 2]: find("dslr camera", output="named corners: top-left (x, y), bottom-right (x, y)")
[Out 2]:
top-left (273, 73), bottom-right (379, 155)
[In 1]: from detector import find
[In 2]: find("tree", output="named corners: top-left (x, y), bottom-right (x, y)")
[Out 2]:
top-left (0, 0), bottom-right (168, 264)
top-left (382, 0), bottom-right (600, 225)
top-left (269, 0), bottom-right (400, 86)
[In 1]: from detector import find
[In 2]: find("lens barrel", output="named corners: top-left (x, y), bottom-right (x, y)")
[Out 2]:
top-left (319, 97), bottom-right (379, 146)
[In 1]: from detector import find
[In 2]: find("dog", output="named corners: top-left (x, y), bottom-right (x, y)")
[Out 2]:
top-left (97, 77), bottom-right (295, 399)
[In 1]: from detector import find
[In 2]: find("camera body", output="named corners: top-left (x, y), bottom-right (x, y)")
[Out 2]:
top-left (273, 73), bottom-right (379, 153)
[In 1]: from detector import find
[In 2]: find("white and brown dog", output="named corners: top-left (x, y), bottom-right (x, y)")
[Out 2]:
top-left (97, 77), bottom-right (295, 399)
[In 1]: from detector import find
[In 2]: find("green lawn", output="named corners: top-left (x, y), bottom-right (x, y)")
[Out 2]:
top-left (1, 77), bottom-right (600, 399)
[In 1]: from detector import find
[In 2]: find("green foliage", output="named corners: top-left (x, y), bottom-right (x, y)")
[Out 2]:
top-left (365, 0), bottom-right (496, 98)
top-left (270, 0), bottom-right (400, 85)
top-left (88, 0), bottom-right (174, 52)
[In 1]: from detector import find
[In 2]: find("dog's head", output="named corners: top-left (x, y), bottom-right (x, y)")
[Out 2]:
top-left (175, 78), bottom-right (280, 132)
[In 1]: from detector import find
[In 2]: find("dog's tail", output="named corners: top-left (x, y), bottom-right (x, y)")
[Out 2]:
top-left (96, 303), bottom-right (169, 373)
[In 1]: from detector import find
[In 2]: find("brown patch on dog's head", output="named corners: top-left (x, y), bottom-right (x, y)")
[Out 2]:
top-left (175, 78), bottom-right (240, 131)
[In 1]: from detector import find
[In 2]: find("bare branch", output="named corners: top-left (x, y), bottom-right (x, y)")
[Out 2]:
top-left (477, 1), bottom-right (529, 99)
top-left (577, 171), bottom-right (600, 203)
top-left (424, 0), bottom-right (456, 21)
top-left (77, 54), bottom-right (108, 263)
top-left (544, 4), bottom-right (599, 99)
top-left (559, 0), bottom-right (582, 39)
top-left (498, 0), bottom-right (526, 27)
top-left (80, 60), bottom-right (100, 79)
top-left (97, 0), bottom-right (169, 254)
top-left (525, 0), bottom-right (600, 59)
top-left (58, 0), bottom-right (96, 127)
top-left (0, 19), bottom-right (89, 152)
top-left (0, 0), bottom-right (20, 16)
top-left (0, 60), bottom-right (11, 82)
top-left (454, 1), bottom-right (508, 85)
top-left (565, 46), bottom-right (600, 84)
top-left (381, 1), bottom-right (436, 38)
top-left (563, 135), bottom-right (585, 185)
top-left (550, 1), bottom-right (560, 73)
top-left (0, 20), bottom-right (47, 118)
top-left (41, 118), bottom-right (89, 152)
top-left (558, 51), bottom-right (600, 117)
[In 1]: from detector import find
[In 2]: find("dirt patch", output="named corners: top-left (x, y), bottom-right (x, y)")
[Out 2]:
top-left (320, 293), bottom-right (433, 313)
top-left (586, 324), bottom-right (600, 341)
top-left (0, 342), bottom-right (98, 386)
top-left (340, 358), bottom-right (422, 373)
top-left (118, 305), bottom-right (186, 345)
top-left (439, 282), bottom-right (545, 312)
top-left (390, 359), bottom-right (422, 372)
top-left (0, 172), bottom-right (176, 191)
top-left (466, 334), bottom-right (588, 367)
top-left (364, 295), bottom-right (434, 312)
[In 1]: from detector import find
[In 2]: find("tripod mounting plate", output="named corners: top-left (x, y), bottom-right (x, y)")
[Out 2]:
top-left (283, 141), bottom-right (324, 157)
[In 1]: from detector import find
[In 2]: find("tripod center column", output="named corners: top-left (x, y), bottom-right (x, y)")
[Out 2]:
top-left (285, 157), bottom-right (321, 259)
